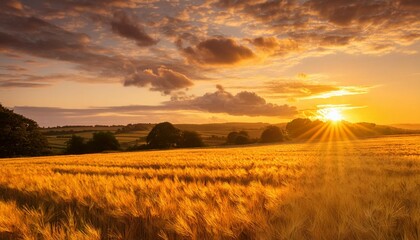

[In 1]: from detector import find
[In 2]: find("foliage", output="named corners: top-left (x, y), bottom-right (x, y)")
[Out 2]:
top-left (65, 135), bottom-right (87, 154)
top-left (0, 104), bottom-right (49, 157)
top-left (64, 132), bottom-right (120, 154)
top-left (177, 130), bottom-right (205, 148)
top-left (286, 118), bottom-right (323, 139)
top-left (146, 122), bottom-right (181, 149)
top-left (115, 123), bottom-right (152, 134)
top-left (87, 132), bottom-right (120, 153)
top-left (260, 126), bottom-right (284, 143)
top-left (226, 131), bottom-right (251, 145)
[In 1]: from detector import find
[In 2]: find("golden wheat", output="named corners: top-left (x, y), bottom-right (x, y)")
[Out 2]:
top-left (0, 135), bottom-right (419, 239)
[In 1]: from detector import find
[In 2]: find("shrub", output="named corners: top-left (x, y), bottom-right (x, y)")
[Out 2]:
top-left (65, 135), bottom-right (87, 154)
top-left (146, 122), bottom-right (181, 149)
top-left (178, 131), bottom-right (204, 148)
top-left (226, 131), bottom-right (250, 145)
top-left (260, 126), bottom-right (284, 143)
top-left (86, 132), bottom-right (120, 153)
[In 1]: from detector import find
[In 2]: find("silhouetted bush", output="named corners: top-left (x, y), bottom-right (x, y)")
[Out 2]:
top-left (65, 135), bottom-right (87, 154)
top-left (0, 104), bottom-right (50, 157)
top-left (146, 122), bottom-right (181, 149)
top-left (226, 131), bottom-right (250, 145)
top-left (178, 131), bottom-right (205, 148)
top-left (286, 118), bottom-right (323, 138)
top-left (86, 132), bottom-right (120, 153)
top-left (260, 126), bottom-right (284, 143)
top-left (65, 132), bottom-right (120, 154)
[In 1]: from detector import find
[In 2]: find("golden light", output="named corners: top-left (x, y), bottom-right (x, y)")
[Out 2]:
top-left (317, 108), bottom-right (344, 122)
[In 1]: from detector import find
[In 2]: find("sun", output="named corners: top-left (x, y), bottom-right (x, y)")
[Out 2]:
top-left (318, 108), bottom-right (344, 122)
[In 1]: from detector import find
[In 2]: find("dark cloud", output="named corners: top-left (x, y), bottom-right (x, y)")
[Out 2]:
top-left (0, 12), bottom-right (197, 93)
top-left (111, 12), bottom-right (158, 47)
top-left (182, 37), bottom-right (255, 65)
top-left (213, 0), bottom-right (420, 51)
top-left (307, 0), bottom-right (393, 26)
top-left (167, 86), bottom-right (297, 117)
top-left (124, 67), bottom-right (194, 94)
top-left (250, 37), bottom-right (299, 55)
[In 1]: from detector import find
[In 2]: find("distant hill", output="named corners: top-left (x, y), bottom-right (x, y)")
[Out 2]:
top-left (390, 124), bottom-right (420, 130)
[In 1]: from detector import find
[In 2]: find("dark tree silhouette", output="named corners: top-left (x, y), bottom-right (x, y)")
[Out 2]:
top-left (65, 135), bottom-right (87, 154)
top-left (260, 126), bottom-right (284, 143)
top-left (226, 131), bottom-right (250, 145)
top-left (286, 118), bottom-right (323, 138)
top-left (0, 104), bottom-right (49, 157)
top-left (86, 132), bottom-right (120, 153)
top-left (146, 122), bottom-right (181, 149)
top-left (226, 131), bottom-right (239, 144)
top-left (178, 131), bottom-right (204, 148)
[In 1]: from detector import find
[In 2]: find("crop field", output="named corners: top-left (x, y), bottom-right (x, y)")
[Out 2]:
top-left (0, 135), bottom-right (419, 239)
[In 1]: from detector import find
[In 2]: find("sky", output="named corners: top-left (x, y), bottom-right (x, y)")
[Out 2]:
top-left (0, 0), bottom-right (419, 127)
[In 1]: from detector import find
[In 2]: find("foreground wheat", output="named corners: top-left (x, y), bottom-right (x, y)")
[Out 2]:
top-left (0, 135), bottom-right (419, 239)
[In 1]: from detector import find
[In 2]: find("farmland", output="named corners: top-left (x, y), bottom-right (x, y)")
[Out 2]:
top-left (1, 135), bottom-right (420, 239)
top-left (41, 123), bottom-right (279, 153)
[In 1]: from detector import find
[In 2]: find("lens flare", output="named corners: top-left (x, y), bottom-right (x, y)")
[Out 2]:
top-left (318, 108), bottom-right (344, 122)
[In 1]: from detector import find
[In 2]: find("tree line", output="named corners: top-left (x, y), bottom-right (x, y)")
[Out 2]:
top-left (3, 103), bottom-right (410, 158)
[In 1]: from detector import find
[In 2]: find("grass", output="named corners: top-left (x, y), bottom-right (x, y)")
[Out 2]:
top-left (0, 135), bottom-right (419, 239)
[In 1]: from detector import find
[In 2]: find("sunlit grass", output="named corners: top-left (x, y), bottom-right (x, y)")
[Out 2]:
top-left (0, 135), bottom-right (419, 239)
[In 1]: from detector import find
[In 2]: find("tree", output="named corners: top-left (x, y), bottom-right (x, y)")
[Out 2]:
top-left (146, 122), bottom-right (181, 149)
top-left (178, 131), bottom-right (204, 148)
top-left (226, 131), bottom-right (239, 144)
top-left (0, 104), bottom-right (49, 157)
top-left (226, 131), bottom-right (250, 145)
top-left (86, 132), bottom-right (120, 153)
top-left (260, 126), bottom-right (284, 143)
top-left (286, 118), bottom-right (323, 139)
top-left (65, 135), bottom-right (87, 154)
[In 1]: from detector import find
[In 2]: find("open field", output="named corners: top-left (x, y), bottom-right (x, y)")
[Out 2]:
top-left (1, 135), bottom-right (420, 239)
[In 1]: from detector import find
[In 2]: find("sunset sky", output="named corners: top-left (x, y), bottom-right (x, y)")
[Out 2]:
top-left (1, 0), bottom-right (419, 126)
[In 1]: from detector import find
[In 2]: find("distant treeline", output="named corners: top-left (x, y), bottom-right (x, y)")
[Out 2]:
top-left (286, 118), bottom-right (416, 140)
top-left (2, 102), bottom-right (419, 158)
top-left (115, 123), bottom-right (153, 134)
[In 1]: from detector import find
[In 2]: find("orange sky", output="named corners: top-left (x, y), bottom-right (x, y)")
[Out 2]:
top-left (0, 0), bottom-right (419, 126)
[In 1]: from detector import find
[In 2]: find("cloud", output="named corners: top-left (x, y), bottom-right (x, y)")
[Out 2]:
top-left (250, 36), bottom-right (299, 56)
top-left (182, 37), bottom-right (256, 65)
top-left (212, 0), bottom-right (420, 53)
top-left (0, 12), bottom-right (197, 93)
top-left (263, 81), bottom-right (370, 100)
top-left (167, 85), bottom-right (297, 117)
top-left (124, 67), bottom-right (194, 94)
top-left (111, 12), bottom-right (158, 47)
top-left (11, 85), bottom-right (297, 126)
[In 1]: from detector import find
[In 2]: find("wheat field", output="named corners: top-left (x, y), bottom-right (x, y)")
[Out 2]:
top-left (0, 135), bottom-right (419, 240)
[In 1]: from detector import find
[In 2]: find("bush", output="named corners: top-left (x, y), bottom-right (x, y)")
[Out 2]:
top-left (146, 122), bottom-right (181, 149)
top-left (226, 131), bottom-right (250, 145)
top-left (260, 126), bottom-right (284, 143)
top-left (0, 104), bottom-right (49, 157)
top-left (65, 132), bottom-right (120, 154)
top-left (65, 135), bottom-right (87, 154)
top-left (178, 131), bottom-right (204, 148)
top-left (87, 132), bottom-right (120, 153)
